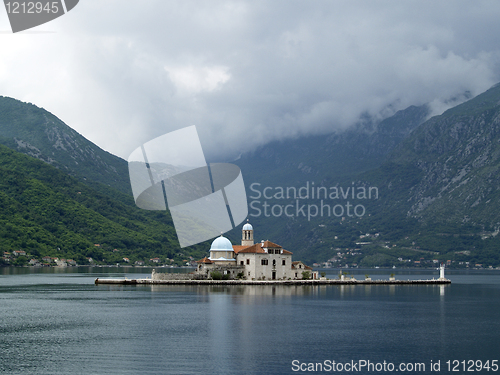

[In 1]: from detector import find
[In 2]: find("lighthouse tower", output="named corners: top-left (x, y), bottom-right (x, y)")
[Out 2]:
top-left (439, 264), bottom-right (446, 280)
top-left (242, 220), bottom-right (254, 247)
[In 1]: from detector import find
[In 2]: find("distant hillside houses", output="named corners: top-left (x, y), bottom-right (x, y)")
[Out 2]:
top-left (196, 221), bottom-right (318, 280)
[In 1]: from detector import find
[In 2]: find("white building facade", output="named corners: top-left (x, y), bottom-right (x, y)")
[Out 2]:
top-left (196, 222), bottom-right (317, 280)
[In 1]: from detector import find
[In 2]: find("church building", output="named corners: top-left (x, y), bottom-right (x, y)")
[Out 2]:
top-left (196, 221), bottom-right (317, 280)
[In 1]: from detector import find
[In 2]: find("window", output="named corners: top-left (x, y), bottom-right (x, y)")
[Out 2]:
top-left (268, 249), bottom-right (274, 254)
top-left (240, 261), bottom-right (244, 265)
top-left (246, 259), bottom-right (250, 265)
top-left (261, 259), bottom-right (268, 265)
top-left (282, 260), bottom-right (286, 266)
top-left (272, 259), bottom-right (276, 266)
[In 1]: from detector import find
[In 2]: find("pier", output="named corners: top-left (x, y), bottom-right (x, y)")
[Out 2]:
top-left (94, 278), bottom-right (451, 286)
top-left (95, 264), bottom-right (451, 286)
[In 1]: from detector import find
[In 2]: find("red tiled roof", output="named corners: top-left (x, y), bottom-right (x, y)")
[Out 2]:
top-left (237, 243), bottom-right (266, 254)
top-left (235, 241), bottom-right (293, 255)
top-left (262, 240), bottom-right (280, 248)
top-left (232, 245), bottom-right (249, 254)
top-left (197, 257), bottom-right (213, 264)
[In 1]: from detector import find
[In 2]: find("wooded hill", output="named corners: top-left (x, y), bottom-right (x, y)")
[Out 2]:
top-left (3, 84), bottom-right (500, 268)
top-left (0, 143), bottom-right (205, 266)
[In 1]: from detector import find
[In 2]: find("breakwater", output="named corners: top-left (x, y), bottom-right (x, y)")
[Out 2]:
top-left (94, 278), bottom-right (451, 286)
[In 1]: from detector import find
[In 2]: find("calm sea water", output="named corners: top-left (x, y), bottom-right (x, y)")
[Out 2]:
top-left (1, 267), bottom-right (499, 375)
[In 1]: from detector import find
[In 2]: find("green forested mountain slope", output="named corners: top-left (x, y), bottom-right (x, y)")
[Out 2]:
top-left (229, 104), bottom-right (431, 261)
top-left (313, 83), bottom-right (500, 267)
top-left (4, 84), bottom-right (500, 268)
top-left (0, 96), bottom-right (130, 195)
top-left (0, 145), bottom-right (204, 266)
top-left (229, 85), bottom-right (500, 268)
top-left (344, 83), bottom-right (500, 267)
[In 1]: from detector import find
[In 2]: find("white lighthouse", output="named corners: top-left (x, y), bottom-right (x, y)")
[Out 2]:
top-left (438, 264), bottom-right (446, 280)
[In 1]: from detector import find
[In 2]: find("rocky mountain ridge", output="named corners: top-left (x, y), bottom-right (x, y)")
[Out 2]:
top-left (0, 96), bottom-right (130, 195)
top-left (387, 83), bottom-right (500, 227)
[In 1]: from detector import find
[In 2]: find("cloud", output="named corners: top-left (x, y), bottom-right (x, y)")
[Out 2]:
top-left (1, 0), bottom-right (500, 161)
top-left (165, 65), bottom-right (230, 95)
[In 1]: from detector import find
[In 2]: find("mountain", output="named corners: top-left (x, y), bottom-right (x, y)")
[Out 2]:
top-left (230, 85), bottom-right (500, 268)
top-left (229, 104), bottom-right (430, 259)
top-left (343, 83), bottom-right (500, 268)
top-left (0, 144), bottom-right (205, 266)
top-left (0, 96), bottom-right (131, 195)
top-left (4, 84), bottom-right (500, 269)
top-left (387, 83), bottom-right (500, 225)
top-left (235, 104), bottom-right (429, 186)
top-left (0, 96), bottom-right (213, 265)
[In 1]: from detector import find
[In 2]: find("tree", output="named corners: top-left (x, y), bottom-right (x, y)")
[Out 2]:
top-left (12, 256), bottom-right (28, 266)
top-left (210, 271), bottom-right (222, 280)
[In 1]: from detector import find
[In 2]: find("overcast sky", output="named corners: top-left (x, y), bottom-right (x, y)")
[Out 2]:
top-left (1, 1), bottom-right (500, 161)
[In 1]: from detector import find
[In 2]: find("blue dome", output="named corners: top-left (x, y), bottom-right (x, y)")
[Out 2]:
top-left (210, 236), bottom-right (233, 251)
top-left (243, 223), bottom-right (253, 230)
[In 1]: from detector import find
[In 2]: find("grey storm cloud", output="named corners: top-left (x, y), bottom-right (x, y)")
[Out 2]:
top-left (1, 0), bottom-right (500, 160)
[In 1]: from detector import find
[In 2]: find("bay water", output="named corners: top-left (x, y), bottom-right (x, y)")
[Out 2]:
top-left (1, 267), bottom-right (499, 374)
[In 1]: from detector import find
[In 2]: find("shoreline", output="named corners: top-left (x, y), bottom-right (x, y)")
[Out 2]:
top-left (2, 264), bottom-right (499, 271)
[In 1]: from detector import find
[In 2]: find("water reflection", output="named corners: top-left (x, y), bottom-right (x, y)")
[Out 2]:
top-left (1, 269), bottom-right (499, 375)
top-left (145, 283), bottom-right (451, 300)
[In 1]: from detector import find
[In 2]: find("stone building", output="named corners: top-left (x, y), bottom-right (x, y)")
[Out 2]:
top-left (196, 221), bottom-right (317, 280)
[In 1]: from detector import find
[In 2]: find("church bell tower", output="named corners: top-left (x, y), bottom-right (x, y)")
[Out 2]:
top-left (241, 220), bottom-right (254, 247)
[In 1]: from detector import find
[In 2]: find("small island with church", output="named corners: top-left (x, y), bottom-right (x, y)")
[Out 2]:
top-left (95, 221), bottom-right (451, 286)
top-left (192, 221), bottom-right (319, 281)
